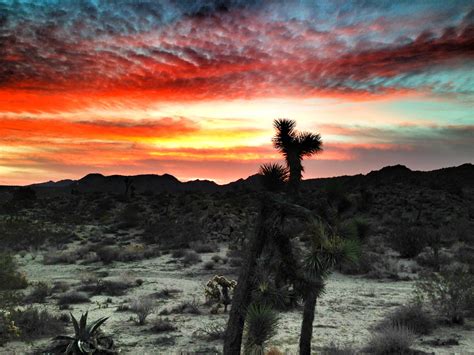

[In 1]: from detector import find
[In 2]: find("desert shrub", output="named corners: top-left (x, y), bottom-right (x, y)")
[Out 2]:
top-left (143, 216), bottom-right (205, 247)
top-left (365, 324), bottom-right (415, 354)
top-left (391, 225), bottom-right (429, 258)
top-left (43, 250), bottom-right (77, 265)
top-left (150, 318), bottom-right (177, 333)
top-left (9, 307), bottom-right (66, 340)
top-left (376, 303), bottom-right (435, 335)
top-left (96, 246), bottom-right (121, 264)
top-left (171, 249), bottom-right (186, 258)
top-left (229, 258), bottom-right (243, 267)
top-left (243, 303), bottom-right (278, 355)
top-left (182, 250), bottom-right (202, 265)
top-left (117, 203), bottom-right (141, 229)
top-left (25, 282), bottom-right (51, 303)
top-left (321, 341), bottom-right (357, 355)
top-left (211, 255), bottom-right (221, 263)
top-left (161, 299), bottom-right (201, 315)
top-left (78, 279), bottom-right (132, 296)
top-left (192, 241), bottom-right (219, 254)
top-left (0, 312), bottom-right (20, 345)
top-left (0, 290), bottom-right (23, 310)
top-left (415, 268), bottom-right (474, 324)
top-left (120, 243), bottom-right (147, 261)
top-left (0, 253), bottom-right (28, 290)
top-left (130, 297), bottom-right (154, 325)
top-left (204, 261), bottom-right (215, 270)
top-left (57, 291), bottom-right (90, 306)
top-left (51, 281), bottom-right (70, 294)
top-left (151, 288), bottom-right (181, 299)
top-left (0, 218), bottom-right (65, 250)
top-left (194, 323), bottom-right (226, 340)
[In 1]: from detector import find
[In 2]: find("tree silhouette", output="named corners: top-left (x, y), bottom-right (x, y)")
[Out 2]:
top-left (272, 119), bottom-right (322, 192)
top-left (224, 119), bottom-right (352, 355)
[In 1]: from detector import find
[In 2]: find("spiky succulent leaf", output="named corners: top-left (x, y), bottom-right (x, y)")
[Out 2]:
top-left (244, 303), bottom-right (279, 352)
top-left (259, 163), bottom-right (289, 192)
top-left (70, 313), bottom-right (80, 336)
top-left (86, 316), bottom-right (109, 336)
top-left (296, 132), bottom-right (323, 157)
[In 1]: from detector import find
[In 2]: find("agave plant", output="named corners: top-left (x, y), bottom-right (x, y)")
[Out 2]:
top-left (47, 311), bottom-right (116, 354)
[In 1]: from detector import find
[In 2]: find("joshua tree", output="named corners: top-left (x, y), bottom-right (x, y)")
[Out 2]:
top-left (299, 221), bottom-right (359, 354)
top-left (272, 119), bottom-right (322, 192)
top-left (224, 119), bottom-right (326, 355)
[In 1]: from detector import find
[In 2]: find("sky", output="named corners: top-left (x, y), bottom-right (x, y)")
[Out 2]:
top-left (0, 0), bottom-right (473, 185)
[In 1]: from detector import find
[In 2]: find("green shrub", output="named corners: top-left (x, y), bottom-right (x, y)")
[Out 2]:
top-left (0, 253), bottom-right (28, 290)
top-left (415, 268), bottom-right (474, 324)
top-left (365, 324), bottom-right (415, 354)
top-left (376, 303), bottom-right (435, 335)
top-left (243, 303), bottom-right (278, 355)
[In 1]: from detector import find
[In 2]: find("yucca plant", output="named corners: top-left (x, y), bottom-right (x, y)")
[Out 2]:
top-left (47, 312), bottom-right (116, 354)
top-left (299, 220), bottom-right (360, 355)
top-left (259, 163), bottom-right (288, 192)
top-left (244, 303), bottom-right (279, 355)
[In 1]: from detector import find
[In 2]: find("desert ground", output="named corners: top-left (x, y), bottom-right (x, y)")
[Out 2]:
top-left (1, 164), bottom-right (473, 354)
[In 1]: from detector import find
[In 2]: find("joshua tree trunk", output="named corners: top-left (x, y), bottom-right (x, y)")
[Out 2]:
top-left (224, 200), bottom-right (270, 355)
top-left (299, 288), bottom-right (318, 355)
top-left (287, 153), bottom-right (302, 193)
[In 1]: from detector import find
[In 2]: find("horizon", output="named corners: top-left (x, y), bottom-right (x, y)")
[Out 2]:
top-left (5, 161), bottom-right (472, 187)
top-left (1, 1), bottom-right (473, 185)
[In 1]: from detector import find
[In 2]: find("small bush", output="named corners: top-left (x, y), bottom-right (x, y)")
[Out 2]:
top-left (192, 242), bottom-right (219, 254)
top-left (321, 341), bottom-right (357, 355)
top-left (182, 251), bottom-right (202, 265)
top-left (78, 279), bottom-right (132, 296)
top-left (57, 291), bottom-right (90, 306)
top-left (130, 297), bottom-right (154, 325)
top-left (415, 268), bottom-right (474, 324)
top-left (96, 246), bottom-right (120, 264)
top-left (51, 281), bottom-right (70, 294)
top-left (151, 288), bottom-right (181, 299)
top-left (194, 323), bottom-right (226, 341)
top-left (365, 324), bottom-right (415, 354)
top-left (25, 282), bottom-right (51, 303)
top-left (161, 299), bottom-right (201, 315)
top-left (204, 261), bottom-right (215, 270)
top-left (43, 251), bottom-right (76, 265)
top-left (9, 307), bottom-right (66, 340)
top-left (0, 253), bottom-right (28, 290)
top-left (171, 249), bottom-right (186, 258)
top-left (391, 225), bottom-right (429, 258)
top-left (376, 303), bottom-right (435, 335)
top-left (150, 318), bottom-right (177, 333)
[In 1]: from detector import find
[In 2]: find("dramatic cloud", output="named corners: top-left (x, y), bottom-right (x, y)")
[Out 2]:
top-left (0, 1), bottom-right (472, 184)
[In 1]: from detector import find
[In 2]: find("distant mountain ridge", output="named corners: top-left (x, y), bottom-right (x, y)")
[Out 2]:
top-left (4, 163), bottom-right (474, 196)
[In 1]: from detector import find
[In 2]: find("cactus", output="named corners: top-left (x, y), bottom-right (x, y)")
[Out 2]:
top-left (204, 275), bottom-right (237, 313)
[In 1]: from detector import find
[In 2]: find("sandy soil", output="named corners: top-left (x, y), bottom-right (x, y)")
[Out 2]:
top-left (4, 242), bottom-right (474, 355)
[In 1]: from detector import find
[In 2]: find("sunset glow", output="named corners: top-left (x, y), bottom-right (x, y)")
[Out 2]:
top-left (1, 1), bottom-right (473, 185)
